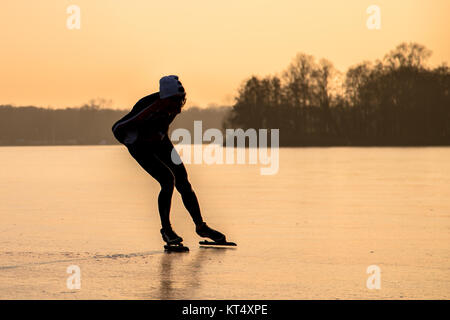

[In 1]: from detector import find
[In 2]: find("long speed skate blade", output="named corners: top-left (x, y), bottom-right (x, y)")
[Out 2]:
top-left (164, 244), bottom-right (189, 252)
top-left (199, 240), bottom-right (237, 246)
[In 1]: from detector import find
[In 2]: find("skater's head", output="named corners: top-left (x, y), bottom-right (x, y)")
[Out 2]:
top-left (159, 75), bottom-right (186, 115)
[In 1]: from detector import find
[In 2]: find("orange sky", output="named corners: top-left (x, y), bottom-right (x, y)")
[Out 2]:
top-left (0, 0), bottom-right (449, 109)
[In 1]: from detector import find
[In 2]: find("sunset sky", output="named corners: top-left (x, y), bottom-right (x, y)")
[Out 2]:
top-left (1, 0), bottom-right (449, 109)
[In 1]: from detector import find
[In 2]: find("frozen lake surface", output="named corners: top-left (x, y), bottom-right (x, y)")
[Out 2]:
top-left (0, 146), bottom-right (449, 299)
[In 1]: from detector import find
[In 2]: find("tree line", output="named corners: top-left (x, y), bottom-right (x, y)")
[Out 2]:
top-left (224, 42), bottom-right (450, 146)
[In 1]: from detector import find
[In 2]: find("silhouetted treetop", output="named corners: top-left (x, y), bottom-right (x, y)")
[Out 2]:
top-left (225, 42), bottom-right (450, 146)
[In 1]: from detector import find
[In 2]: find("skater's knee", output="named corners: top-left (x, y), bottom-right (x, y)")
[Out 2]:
top-left (159, 175), bottom-right (175, 191)
top-left (175, 179), bottom-right (193, 194)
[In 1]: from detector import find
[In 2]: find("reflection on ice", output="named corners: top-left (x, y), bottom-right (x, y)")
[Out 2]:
top-left (158, 248), bottom-right (228, 299)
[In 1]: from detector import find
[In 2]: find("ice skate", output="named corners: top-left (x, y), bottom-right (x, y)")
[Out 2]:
top-left (161, 227), bottom-right (189, 252)
top-left (196, 222), bottom-right (236, 247)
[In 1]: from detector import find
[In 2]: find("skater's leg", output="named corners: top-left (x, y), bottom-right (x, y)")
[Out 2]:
top-left (156, 173), bottom-right (175, 230)
top-left (174, 167), bottom-right (204, 226)
top-left (127, 143), bottom-right (175, 230)
top-left (155, 137), bottom-right (204, 226)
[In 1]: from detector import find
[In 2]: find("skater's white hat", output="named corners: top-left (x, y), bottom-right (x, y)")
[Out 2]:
top-left (159, 75), bottom-right (186, 99)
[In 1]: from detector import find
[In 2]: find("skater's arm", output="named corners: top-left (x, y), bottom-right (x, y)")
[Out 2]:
top-left (114, 100), bottom-right (168, 130)
top-left (132, 100), bottom-right (167, 122)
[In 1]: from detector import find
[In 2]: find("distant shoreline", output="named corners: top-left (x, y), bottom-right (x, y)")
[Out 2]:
top-left (1, 142), bottom-right (449, 148)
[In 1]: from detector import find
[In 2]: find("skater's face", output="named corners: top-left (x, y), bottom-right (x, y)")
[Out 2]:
top-left (162, 94), bottom-right (186, 115)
